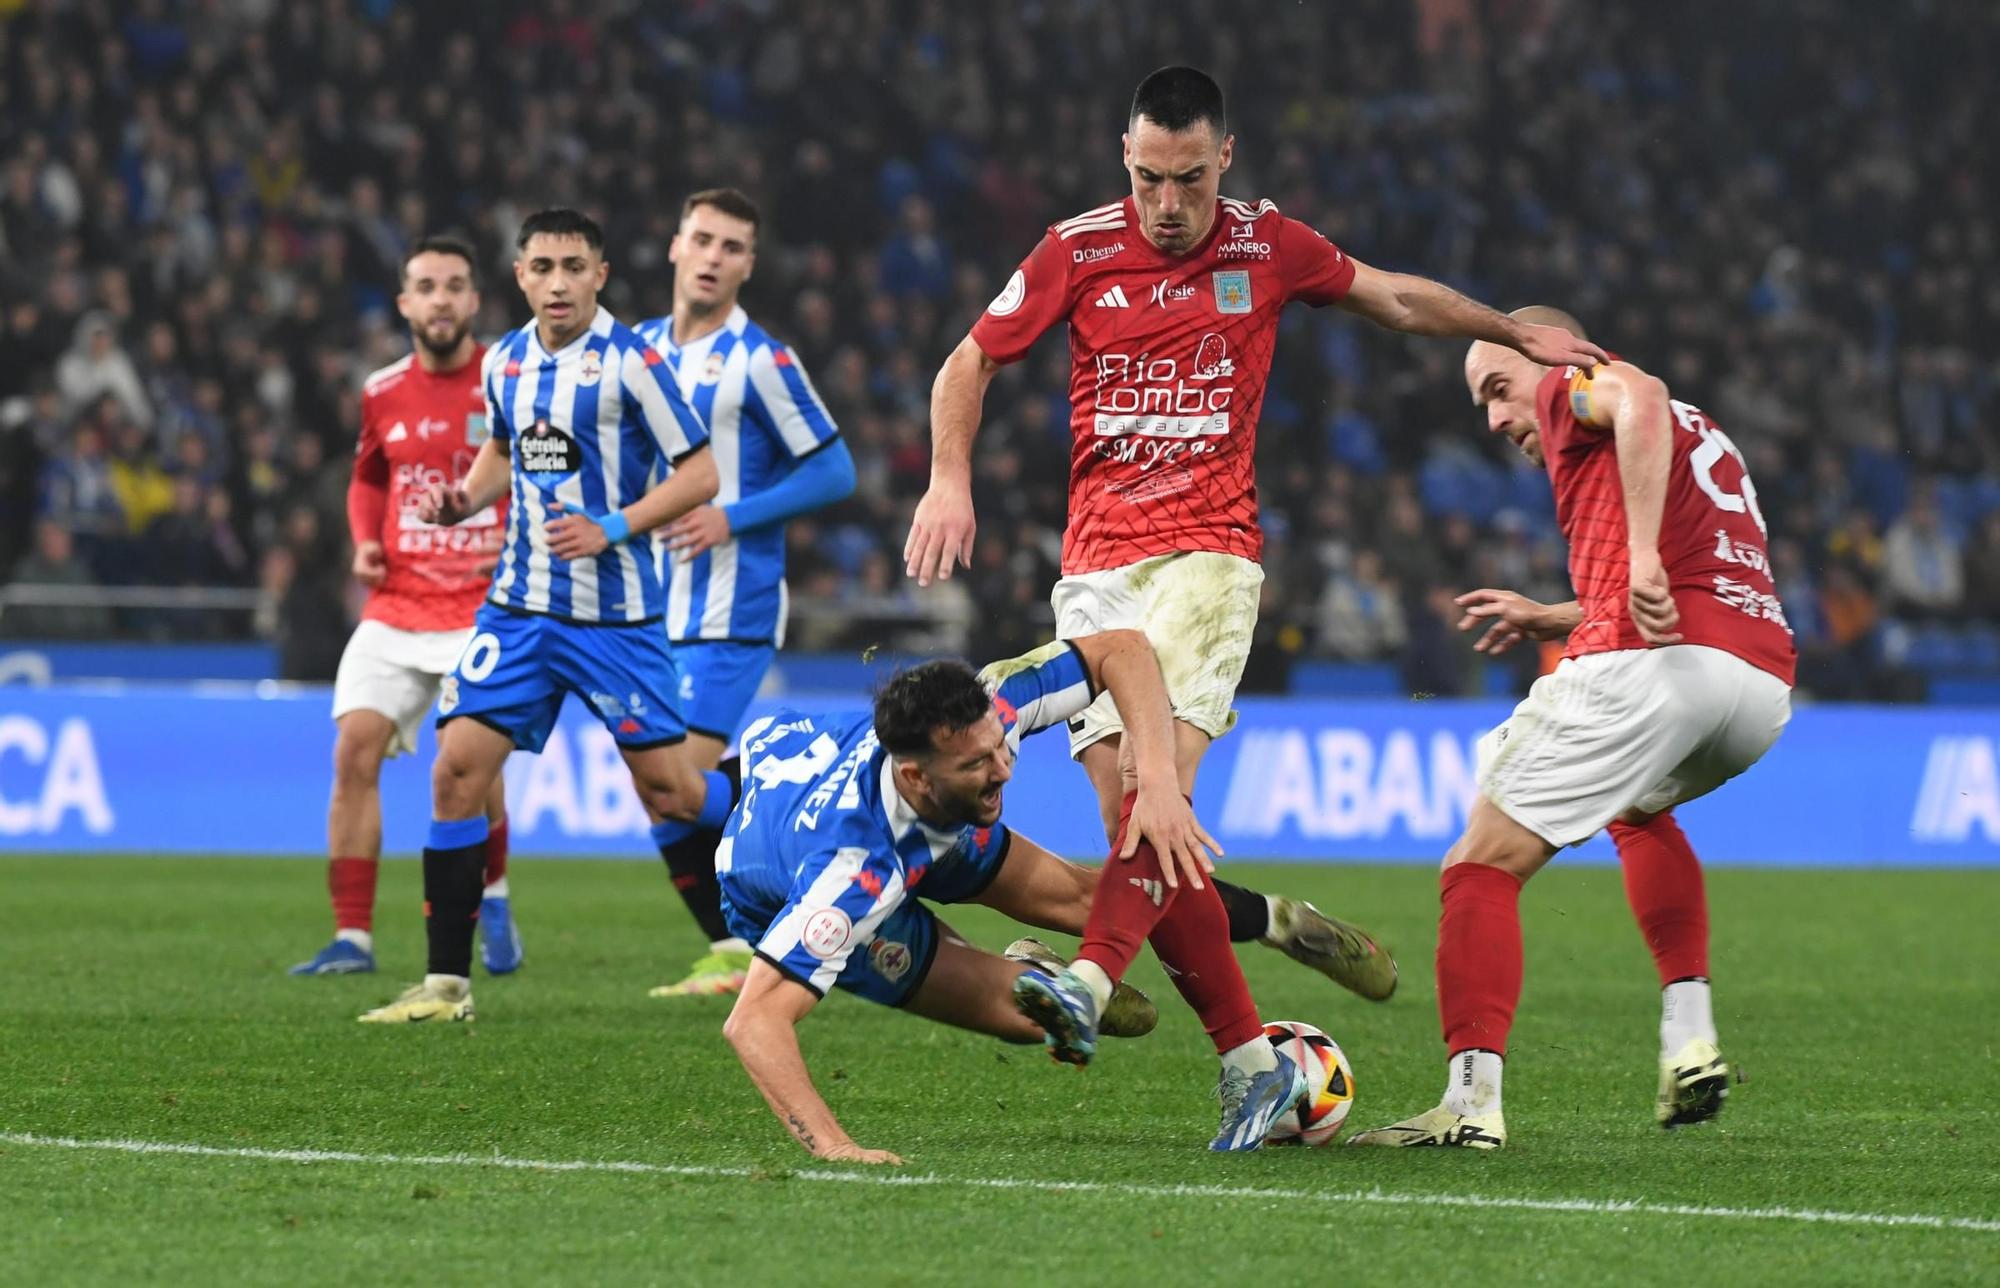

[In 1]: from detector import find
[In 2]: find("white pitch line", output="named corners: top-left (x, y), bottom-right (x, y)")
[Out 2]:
top-left (3, 1131), bottom-right (1995, 1236)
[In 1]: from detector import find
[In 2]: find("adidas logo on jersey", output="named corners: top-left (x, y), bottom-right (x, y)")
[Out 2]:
top-left (1094, 285), bottom-right (1131, 309)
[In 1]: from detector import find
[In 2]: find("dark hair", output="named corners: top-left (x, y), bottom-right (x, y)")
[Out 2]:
top-left (515, 208), bottom-right (605, 253)
top-left (873, 659), bottom-right (993, 759)
top-left (1130, 65), bottom-right (1226, 135)
top-left (403, 234), bottom-right (479, 287)
top-left (681, 187), bottom-right (761, 234)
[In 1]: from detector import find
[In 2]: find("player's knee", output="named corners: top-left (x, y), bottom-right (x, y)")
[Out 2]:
top-left (331, 735), bottom-right (385, 794)
top-left (430, 752), bottom-right (487, 815)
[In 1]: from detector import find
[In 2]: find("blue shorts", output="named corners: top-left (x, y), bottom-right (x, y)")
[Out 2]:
top-left (437, 603), bottom-right (687, 753)
top-left (720, 890), bottom-right (942, 1009)
top-left (671, 639), bottom-right (775, 743)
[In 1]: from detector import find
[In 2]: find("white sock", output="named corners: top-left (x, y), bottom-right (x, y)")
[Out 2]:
top-left (1067, 959), bottom-right (1114, 1017)
top-left (424, 973), bottom-right (470, 996)
top-left (334, 928), bottom-right (373, 953)
top-left (483, 876), bottom-right (509, 899)
top-left (709, 937), bottom-right (751, 955)
top-left (1259, 894), bottom-right (1282, 941)
top-left (1443, 1049), bottom-right (1504, 1117)
top-left (1660, 979), bottom-right (1717, 1056)
top-left (1222, 1034), bottom-right (1279, 1076)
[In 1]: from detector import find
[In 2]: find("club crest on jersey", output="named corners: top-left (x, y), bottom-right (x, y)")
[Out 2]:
top-left (438, 676), bottom-right (460, 714)
top-left (701, 351), bottom-right (726, 384)
top-left (1212, 270), bottom-right (1253, 314)
top-left (518, 418), bottom-right (580, 476)
top-left (578, 349), bottom-right (603, 386)
top-left (466, 413), bottom-right (489, 446)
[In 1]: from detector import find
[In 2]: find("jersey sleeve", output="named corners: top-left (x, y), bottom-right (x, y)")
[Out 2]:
top-left (481, 344), bottom-right (513, 444)
top-left (967, 230), bottom-right (1072, 365)
top-left (753, 843), bottom-right (909, 996)
top-left (977, 639), bottom-right (1096, 748)
top-left (623, 343), bottom-right (710, 464)
top-left (347, 390), bottom-right (389, 547)
top-left (1278, 217), bottom-right (1357, 307)
top-left (745, 341), bottom-right (840, 459)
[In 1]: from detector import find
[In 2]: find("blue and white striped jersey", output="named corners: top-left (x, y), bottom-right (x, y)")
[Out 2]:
top-left (484, 306), bottom-right (709, 623)
top-left (634, 306), bottom-right (839, 644)
top-left (718, 641), bottom-right (1095, 996)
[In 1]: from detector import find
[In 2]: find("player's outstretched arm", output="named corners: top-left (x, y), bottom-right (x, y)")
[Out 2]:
top-left (722, 959), bottom-right (903, 1166)
top-left (1572, 362), bottom-right (1683, 644)
top-left (1067, 630), bottom-right (1222, 888)
top-left (417, 438), bottom-right (510, 526)
top-left (905, 334), bottom-right (1003, 586)
top-left (1336, 259), bottom-right (1608, 370)
top-left (1454, 589), bottom-right (1583, 655)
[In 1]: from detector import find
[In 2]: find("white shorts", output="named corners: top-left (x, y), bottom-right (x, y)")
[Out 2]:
top-left (330, 619), bottom-right (476, 757)
top-left (1050, 550), bottom-right (1264, 759)
top-left (1477, 645), bottom-right (1792, 848)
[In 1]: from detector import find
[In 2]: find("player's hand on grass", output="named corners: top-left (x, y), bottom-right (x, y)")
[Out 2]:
top-left (1120, 782), bottom-right (1220, 891)
top-left (544, 502), bottom-right (612, 561)
top-left (814, 1141), bottom-right (904, 1166)
top-left (904, 483), bottom-right (976, 586)
top-left (1627, 549), bottom-right (1683, 645)
top-left (352, 540), bottom-right (387, 587)
top-left (663, 505), bottom-right (731, 562)
top-left (1455, 588), bottom-right (1562, 654)
top-left (417, 483), bottom-right (471, 527)
top-left (1511, 322), bottom-right (1608, 373)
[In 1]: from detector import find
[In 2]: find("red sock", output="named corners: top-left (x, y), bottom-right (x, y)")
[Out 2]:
top-left (484, 816), bottom-right (510, 889)
top-left (1147, 880), bottom-right (1265, 1055)
top-left (1436, 862), bottom-right (1523, 1057)
top-left (1074, 794), bottom-right (1175, 982)
top-left (329, 857), bottom-right (378, 933)
top-left (1610, 814), bottom-right (1708, 985)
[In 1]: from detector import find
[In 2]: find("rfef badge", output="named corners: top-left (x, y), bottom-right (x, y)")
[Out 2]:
top-left (1212, 270), bottom-right (1253, 314)
top-left (466, 413), bottom-right (489, 446)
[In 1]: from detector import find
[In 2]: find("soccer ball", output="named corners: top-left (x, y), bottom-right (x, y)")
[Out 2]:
top-left (1261, 1020), bottom-right (1355, 1146)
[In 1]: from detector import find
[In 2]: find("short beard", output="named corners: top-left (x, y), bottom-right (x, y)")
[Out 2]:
top-left (414, 321), bottom-right (471, 360)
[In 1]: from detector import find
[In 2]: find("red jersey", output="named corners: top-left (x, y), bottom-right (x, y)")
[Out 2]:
top-left (348, 347), bottom-right (506, 632)
top-left (971, 196), bottom-right (1354, 574)
top-left (1535, 363), bottom-right (1796, 684)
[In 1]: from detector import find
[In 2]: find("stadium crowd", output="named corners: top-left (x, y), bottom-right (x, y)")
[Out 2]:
top-left (2, 0), bottom-right (1996, 699)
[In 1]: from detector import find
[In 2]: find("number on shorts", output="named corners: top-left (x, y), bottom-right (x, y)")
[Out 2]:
top-left (750, 733), bottom-right (841, 788)
top-left (1672, 400), bottom-right (1767, 536)
top-left (458, 631), bottom-right (502, 682)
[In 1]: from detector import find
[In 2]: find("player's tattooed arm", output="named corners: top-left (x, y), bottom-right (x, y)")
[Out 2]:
top-left (723, 958), bottom-right (905, 1166)
top-left (1337, 259), bottom-right (1608, 370)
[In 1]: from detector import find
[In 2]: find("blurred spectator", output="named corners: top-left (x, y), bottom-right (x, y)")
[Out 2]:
top-left (1964, 513), bottom-right (2000, 625)
top-left (1318, 550), bottom-right (1407, 660)
top-left (5, 520), bottom-right (113, 640)
top-left (1880, 489), bottom-right (1965, 620)
top-left (55, 312), bottom-right (152, 428)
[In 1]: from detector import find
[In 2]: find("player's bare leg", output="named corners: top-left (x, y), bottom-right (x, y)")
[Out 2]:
top-left (295, 710), bottom-right (398, 976)
top-left (906, 929), bottom-right (1162, 1047)
top-left (1612, 805), bottom-right (1729, 1128)
top-left (360, 717), bottom-right (510, 1023)
top-left (647, 732), bottom-right (754, 998)
top-left (1351, 797), bottom-right (1555, 1148)
top-left (1079, 731), bottom-right (1396, 1001)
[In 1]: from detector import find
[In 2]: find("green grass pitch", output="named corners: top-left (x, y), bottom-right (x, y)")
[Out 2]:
top-left (2, 856), bottom-right (1996, 1285)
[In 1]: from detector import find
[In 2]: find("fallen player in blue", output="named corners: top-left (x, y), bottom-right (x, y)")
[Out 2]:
top-left (719, 631), bottom-right (1370, 1162)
